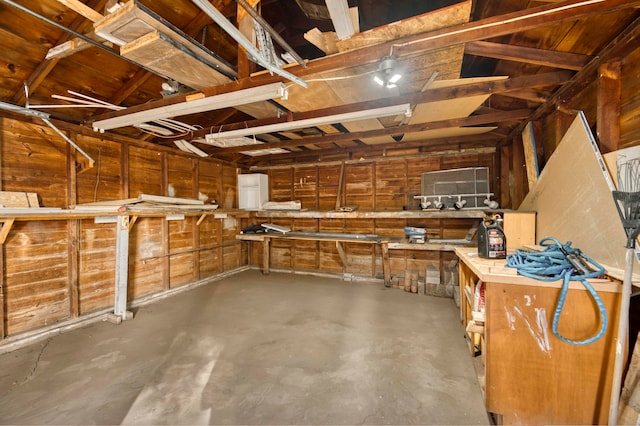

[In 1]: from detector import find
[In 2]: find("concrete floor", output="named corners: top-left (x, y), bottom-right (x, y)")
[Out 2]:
top-left (0, 270), bottom-right (489, 425)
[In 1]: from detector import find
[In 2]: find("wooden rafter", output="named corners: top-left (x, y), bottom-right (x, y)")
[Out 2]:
top-left (464, 41), bottom-right (592, 71)
top-left (502, 13), bottom-right (640, 145)
top-left (213, 108), bottom-right (532, 154)
top-left (240, 135), bottom-right (499, 165)
top-left (88, 0), bottom-right (640, 125)
top-left (171, 71), bottom-right (569, 142)
top-left (10, 0), bottom-right (108, 105)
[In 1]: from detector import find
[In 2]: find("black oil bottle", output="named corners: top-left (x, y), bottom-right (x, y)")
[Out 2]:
top-left (477, 219), bottom-right (507, 259)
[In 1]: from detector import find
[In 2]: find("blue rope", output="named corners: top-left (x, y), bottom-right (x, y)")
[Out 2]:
top-left (505, 237), bottom-right (607, 345)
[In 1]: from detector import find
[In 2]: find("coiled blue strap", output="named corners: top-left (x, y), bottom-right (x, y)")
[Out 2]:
top-left (505, 237), bottom-right (607, 345)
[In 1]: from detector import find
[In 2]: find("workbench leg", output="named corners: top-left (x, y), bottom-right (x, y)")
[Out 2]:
top-left (262, 237), bottom-right (270, 275)
top-left (381, 242), bottom-right (391, 287)
top-left (109, 215), bottom-right (132, 324)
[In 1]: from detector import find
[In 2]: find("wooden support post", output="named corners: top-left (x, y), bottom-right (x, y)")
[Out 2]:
top-left (336, 241), bottom-right (347, 268)
top-left (597, 60), bottom-right (622, 154)
top-left (381, 241), bottom-right (391, 287)
top-left (262, 236), bottom-right (270, 274)
top-left (237, 0), bottom-right (259, 79)
top-left (336, 161), bottom-right (345, 210)
top-left (68, 219), bottom-right (80, 318)
top-left (0, 242), bottom-right (4, 339)
top-left (111, 215), bottom-right (131, 322)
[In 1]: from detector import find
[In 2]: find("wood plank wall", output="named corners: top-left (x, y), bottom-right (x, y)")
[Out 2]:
top-left (0, 117), bottom-right (241, 338)
top-left (247, 152), bottom-right (496, 280)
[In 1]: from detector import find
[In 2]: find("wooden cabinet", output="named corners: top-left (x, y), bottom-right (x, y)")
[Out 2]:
top-left (455, 248), bottom-right (622, 425)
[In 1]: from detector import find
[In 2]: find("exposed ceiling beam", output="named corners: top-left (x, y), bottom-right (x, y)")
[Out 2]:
top-left (10, 0), bottom-right (108, 105)
top-left (464, 40), bottom-right (592, 71)
top-left (99, 70), bottom-right (570, 131)
top-left (498, 88), bottom-right (552, 103)
top-left (212, 108), bottom-right (533, 154)
top-left (244, 0), bottom-right (640, 84)
top-left (173, 71), bottom-right (569, 141)
top-left (55, 0), bottom-right (104, 22)
top-left (502, 13), bottom-right (640, 145)
top-left (241, 135), bottom-right (499, 166)
top-left (87, 0), bottom-right (640, 125)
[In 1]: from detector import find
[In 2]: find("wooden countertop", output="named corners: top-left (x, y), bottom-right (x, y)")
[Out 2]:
top-left (454, 247), bottom-right (620, 293)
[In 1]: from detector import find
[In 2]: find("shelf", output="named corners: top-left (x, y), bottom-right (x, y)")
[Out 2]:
top-left (388, 241), bottom-right (474, 251)
top-left (253, 209), bottom-right (485, 219)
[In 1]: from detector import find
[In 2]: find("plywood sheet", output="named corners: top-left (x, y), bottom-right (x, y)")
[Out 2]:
top-left (519, 112), bottom-right (627, 272)
top-left (335, 0), bottom-right (471, 52)
top-left (401, 126), bottom-right (496, 142)
top-left (121, 31), bottom-right (229, 90)
top-left (343, 118), bottom-right (396, 144)
top-left (409, 76), bottom-right (508, 124)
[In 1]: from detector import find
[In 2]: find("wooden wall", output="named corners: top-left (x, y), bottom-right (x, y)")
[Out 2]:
top-left (246, 152), bottom-right (497, 280)
top-left (0, 116), bottom-right (242, 338)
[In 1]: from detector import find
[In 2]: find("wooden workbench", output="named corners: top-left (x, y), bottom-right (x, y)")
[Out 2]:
top-left (237, 233), bottom-right (391, 285)
top-left (455, 248), bottom-right (622, 425)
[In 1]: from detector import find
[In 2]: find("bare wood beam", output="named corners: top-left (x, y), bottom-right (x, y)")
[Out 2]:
top-left (110, 68), bottom-right (153, 105)
top-left (597, 60), bottom-right (622, 154)
top-left (499, 88), bottom-right (552, 103)
top-left (215, 109), bottom-right (532, 154)
top-left (241, 135), bottom-right (499, 166)
top-left (11, 0), bottom-right (107, 105)
top-left (90, 0), bottom-right (632, 123)
top-left (502, 14), bottom-right (640, 146)
top-left (242, 0), bottom-right (640, 84)
top-left (56, 0), bottom-right (104, 22)
top-left (100, 70), bottom-right (569, 132)
top-left (465, 41), bottom-right (592, 71)
top-left (174, 71), bottom-right (568, 141)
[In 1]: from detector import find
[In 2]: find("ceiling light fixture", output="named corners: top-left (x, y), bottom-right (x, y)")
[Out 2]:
top-left (374, 56), bottom-right (402, 89)
top-left (202, 103), bottom-right (412, 143)
top-left (92, 82), bottom-right (288, 132)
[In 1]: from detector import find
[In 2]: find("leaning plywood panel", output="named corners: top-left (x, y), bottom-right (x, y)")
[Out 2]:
top-left (519, 112), bottom-right (626, 273)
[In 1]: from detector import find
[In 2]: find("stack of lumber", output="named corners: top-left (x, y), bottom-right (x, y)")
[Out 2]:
top-left (74, 194), bottom-right (219, 212)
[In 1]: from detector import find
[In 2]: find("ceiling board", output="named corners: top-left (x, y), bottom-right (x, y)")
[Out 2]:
top-left (409, 76), bottom-right (508, 123)
top-left (342, 118), bottom-right (397, 145)
top-left (400, 126), bottom-right (497, 142)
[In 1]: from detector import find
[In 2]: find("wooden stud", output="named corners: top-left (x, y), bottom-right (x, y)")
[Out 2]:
top-left (113, 215), bottom-right (130, 320)
top-left (381, 242), bottom-right (390, 287)
top-left (335, 241), bottom-right (347, 268)
top-left (597, 60), bottom-right (622, 154)
top-left (68, 219), bottom-right (80, 318)
top-left (262, 236), bottom-right (270, 274)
